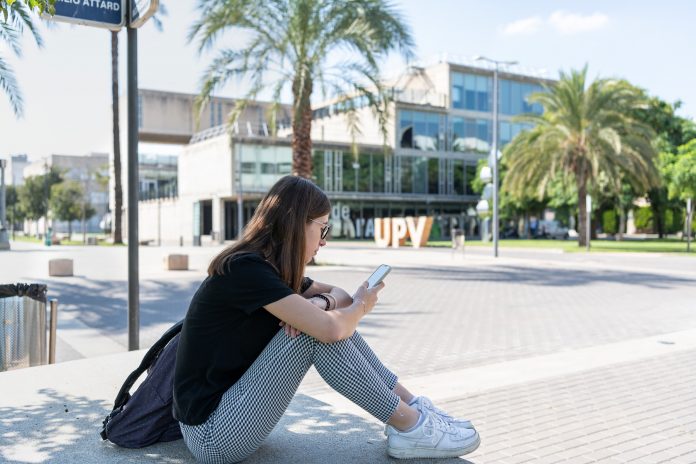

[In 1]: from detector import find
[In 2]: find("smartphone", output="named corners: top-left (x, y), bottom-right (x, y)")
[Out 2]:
top-left (366, 264), bottom-right (392, 288)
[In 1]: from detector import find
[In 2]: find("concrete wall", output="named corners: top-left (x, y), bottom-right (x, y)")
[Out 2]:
top-left (137, 197), bottom-right (184, 246)
top-left (179, 134), bottom-right (233, 199)
top-left (311, 103), bottom-right (396, 149)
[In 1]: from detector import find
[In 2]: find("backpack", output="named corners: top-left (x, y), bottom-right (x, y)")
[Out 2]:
top-left (100, 320), bottom-right (183, 448)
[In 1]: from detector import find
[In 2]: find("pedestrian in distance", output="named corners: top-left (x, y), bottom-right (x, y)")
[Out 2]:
top-left (173, 175), bottom-right (480, 462)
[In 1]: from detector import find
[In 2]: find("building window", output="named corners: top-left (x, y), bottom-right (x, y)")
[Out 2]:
top-left (452, 72), bottom-right (492, 111)
top-left (465, 162), bottom-right (477, 195)
top-left (398, 110), bottom-right (444, 151)
top-left (450, 117), bottom-right (491, 153)
top-left (428, 158), bottom-right (439, 194)
top-left (500, 80), bottom-right (544, 116)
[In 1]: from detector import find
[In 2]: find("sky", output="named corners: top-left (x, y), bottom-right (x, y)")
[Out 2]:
top-left (1, 0), bottom-right (695, 161)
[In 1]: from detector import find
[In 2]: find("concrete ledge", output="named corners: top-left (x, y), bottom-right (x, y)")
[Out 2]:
top-left (163, 254), bottom-right (188, 271)
top-left (49, 259), bottom-right (73, 277)
top-left (0, 351), bottom-right (394, 464)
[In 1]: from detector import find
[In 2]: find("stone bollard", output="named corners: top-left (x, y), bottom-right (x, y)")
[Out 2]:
top-left (49, 259), bottom-right (73, 277)
top-left (87, 237), bottom-right (98, 245)
top-left (164, 254), bottom-right (189, 271)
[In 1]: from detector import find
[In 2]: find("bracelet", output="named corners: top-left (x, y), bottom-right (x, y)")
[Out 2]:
top-left (322, 293), bottom-right (337, 311)
top-left (312, 294), bottom-right (331, 311)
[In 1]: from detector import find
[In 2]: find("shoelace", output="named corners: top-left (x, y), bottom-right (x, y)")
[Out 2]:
top-left (420, 397), bottom-right (455, 422)
top-left (424, 412), bottom-right (459, 437)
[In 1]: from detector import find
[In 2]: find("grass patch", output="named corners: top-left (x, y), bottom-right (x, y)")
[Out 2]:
top-left (11, 235), bottom-right (122, 246)
top-left (427, 238), bottom-right (695, 254)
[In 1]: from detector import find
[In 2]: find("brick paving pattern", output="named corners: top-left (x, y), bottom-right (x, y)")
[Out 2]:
top-left (443, 348), bottom-right (696, 463)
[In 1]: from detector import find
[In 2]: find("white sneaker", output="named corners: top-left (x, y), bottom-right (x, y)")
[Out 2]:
top-left (414, 396), bottom-right (475, 430)
top-left (386, 412), bottom-right (481, 459)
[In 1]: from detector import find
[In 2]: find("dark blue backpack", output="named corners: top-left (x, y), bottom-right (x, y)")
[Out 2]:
top-left (100, 321), bottom-right (183, 448)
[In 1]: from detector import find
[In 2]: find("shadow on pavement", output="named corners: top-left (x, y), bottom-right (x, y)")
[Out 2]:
top-left (397, 264), bottom-right (695, 290)
top-left (44, 279), bottom-right (202, 332)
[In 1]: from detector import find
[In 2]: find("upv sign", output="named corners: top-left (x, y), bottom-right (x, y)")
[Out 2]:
top-left (46, 0), bottom-right (158, 30)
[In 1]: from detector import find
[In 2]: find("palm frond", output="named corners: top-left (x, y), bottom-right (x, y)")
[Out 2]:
top-left (0, 56), bottom-right (23, 117)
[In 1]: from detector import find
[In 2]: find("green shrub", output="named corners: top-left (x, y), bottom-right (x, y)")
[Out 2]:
top-left (665, 208), bottom-right (684, 234)
top-left (633, 207), bottom-right (653, 232)
top-left (602, 209), bottom-right (618, 234)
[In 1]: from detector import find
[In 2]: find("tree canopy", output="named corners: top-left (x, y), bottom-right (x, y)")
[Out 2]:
top-left (503, 66), bottom-right (660, 246)
top-left (191, 0), bottom-right (414, 178)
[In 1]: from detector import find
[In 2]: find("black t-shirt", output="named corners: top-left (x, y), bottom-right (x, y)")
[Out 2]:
top-left (173, 252), bottom-right (313, 425)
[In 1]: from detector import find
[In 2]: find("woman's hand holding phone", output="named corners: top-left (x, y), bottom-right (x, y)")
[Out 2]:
top-left (353, 280), bottom-right (384, 316)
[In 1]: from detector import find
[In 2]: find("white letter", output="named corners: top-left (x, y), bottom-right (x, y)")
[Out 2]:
top-left (374, 218), bottom-right (390, 248)
top-left (406, 216), bottom-right (433, 248)
top-left (391, 218), bottom-right (408, 248)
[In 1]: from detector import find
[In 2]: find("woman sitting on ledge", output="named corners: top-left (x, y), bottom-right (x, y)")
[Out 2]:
top-left (173, 175), bottom-right (480, 462)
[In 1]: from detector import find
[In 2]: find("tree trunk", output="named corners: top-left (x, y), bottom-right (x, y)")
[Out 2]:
top-left (648, 187), bottom-right (665, 238)
top-left (577, 179), bottom-right (588, 248)
top-left (68, 221), bottom-right (72, 242)
top-left (112, 30), bottom-right (124, 244)
top-left (618, 207), bottom-right (625, 241)
top-left (291, 76), bottom-right (313, 179)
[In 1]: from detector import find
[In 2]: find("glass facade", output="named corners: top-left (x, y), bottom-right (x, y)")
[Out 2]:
top-left (500, 80), bottom-right (544, 115)
top-left (452, 73), bottom-right (492, 111)
top-left (398, 110), bottom-right (445, 151)
top-left (138, 153), bottom-right (178, 200)
top-left (452, 72), bottom-right (544, 116)
top-left (450, 116), bottom-right (491, 153)
top-left (239, 144), bottom-right (292, 191)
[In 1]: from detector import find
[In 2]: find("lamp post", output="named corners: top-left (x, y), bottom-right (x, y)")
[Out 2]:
top-left (0, 159), bottom-right (9, 250)
top-left (475, 56), bottom-right (517, 258)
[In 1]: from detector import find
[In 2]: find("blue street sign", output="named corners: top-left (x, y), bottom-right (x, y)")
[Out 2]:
top-left (48, 0), bottom-right (125, 30)
top-left (130, 0), bottom-right (158, 28)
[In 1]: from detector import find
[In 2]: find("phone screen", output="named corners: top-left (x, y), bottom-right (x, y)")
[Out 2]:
top-left (367, 264), bottom-right (391, 288)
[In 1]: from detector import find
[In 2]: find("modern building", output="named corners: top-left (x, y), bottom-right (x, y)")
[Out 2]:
top-left (23, 153), bottom-right (109, 236)
top-left (0, 154), bottom-right (30, 186)
top-left (125, 60), bottom-right (553, 245)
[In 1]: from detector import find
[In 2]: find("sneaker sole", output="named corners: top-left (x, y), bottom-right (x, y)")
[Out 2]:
top-left (387, 432), bottom-right (481, 459)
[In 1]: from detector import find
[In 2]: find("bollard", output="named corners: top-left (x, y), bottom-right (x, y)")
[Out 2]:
top-left (164, 254), bottom-right (189, 271)
top-left (49, 259), bottom-right (73, 277)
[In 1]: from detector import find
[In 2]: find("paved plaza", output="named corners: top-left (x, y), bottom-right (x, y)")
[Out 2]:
top-left (1, 240), bottom-right (695, 463)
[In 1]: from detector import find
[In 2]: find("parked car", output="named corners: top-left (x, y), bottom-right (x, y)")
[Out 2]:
top-left (537, 220), bottom-right (571, 240)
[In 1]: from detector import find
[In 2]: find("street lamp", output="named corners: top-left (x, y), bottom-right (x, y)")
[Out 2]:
top-left (0, 158), bottom-right (9, 250)
top-left (475, 56), bottom-right (517, 258)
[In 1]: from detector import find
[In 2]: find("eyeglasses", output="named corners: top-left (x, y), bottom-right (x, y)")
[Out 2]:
top-left (309, 218), bottom-right (332, 240)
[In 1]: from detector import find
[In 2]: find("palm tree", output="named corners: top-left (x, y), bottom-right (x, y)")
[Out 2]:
top-left (110, 5), bottom-right (167, 244)
top-left (503, 66), bottom-right (660, 247)
top-left (190, 0), bottom-right (414, 179)
top-left (0, 0), bottom-right (44, 117)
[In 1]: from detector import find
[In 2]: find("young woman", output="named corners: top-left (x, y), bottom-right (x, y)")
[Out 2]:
top-left (173, 176), bottom-right (480, 462)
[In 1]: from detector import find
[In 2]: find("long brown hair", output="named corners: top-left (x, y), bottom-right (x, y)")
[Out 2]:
top-left (208, 176), bottom-right (331, 292)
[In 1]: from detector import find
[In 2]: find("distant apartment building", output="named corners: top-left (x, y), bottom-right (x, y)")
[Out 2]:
top-left (123, 61), bottom-right (553, 246)
top-left (0, 154), bottom-right (30, 186)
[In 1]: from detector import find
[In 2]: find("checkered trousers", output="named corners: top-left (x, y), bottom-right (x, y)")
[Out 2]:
top-left (179, 330), bottom-right (400, 463)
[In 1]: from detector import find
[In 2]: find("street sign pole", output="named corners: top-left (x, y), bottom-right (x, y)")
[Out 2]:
top-left (126, 0), bottom-right (139, 351)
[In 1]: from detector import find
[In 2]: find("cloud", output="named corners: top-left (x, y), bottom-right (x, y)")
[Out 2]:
top-left (548, 11), bottom-right (609, 34)
top-left (501, 16), bottom-right (543, 36)
top-left (500, 11), bottom-right (609, 37)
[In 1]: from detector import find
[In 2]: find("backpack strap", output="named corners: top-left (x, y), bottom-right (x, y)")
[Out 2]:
top-left (100, 320), bottom-right (183, 440)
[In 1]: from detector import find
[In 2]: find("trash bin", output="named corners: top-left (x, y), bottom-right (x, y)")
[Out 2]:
top-left (451, 229), bottom-right (465, 251)
top-left (0, 283), bottom-right (48, 372)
